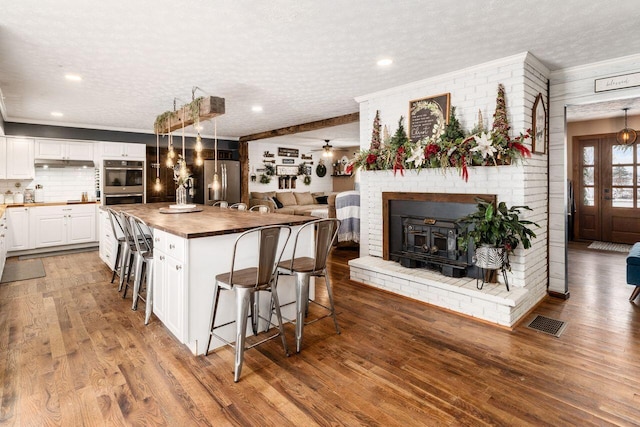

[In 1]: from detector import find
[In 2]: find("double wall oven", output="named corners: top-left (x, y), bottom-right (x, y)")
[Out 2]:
top-left (103, 160), bottom-right (144, 205)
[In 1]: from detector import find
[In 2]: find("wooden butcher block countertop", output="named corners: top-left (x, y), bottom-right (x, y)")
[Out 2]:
top-left (104, 203), bottom-right (314, 239)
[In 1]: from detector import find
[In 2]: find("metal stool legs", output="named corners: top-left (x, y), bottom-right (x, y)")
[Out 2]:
top-left (207, 283), bottom-right (289, 383)
top-left (290, 271), bottom-right (340, 353)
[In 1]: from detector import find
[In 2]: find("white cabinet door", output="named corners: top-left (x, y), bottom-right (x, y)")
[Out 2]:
top-left (6, 207), bottom-right (31, 251)
top-left (0, 138), bottom-right (6, 179)
top-left (124, 143), bottom-right (146, 159)
top-left (31, 205), bottom-right (97, 248)
top-left (0, 213), bottom-right (7, 277)
top-left (32, 211), bottom-right (66, 247)
top-left (36, 140), bottom-right (95, 161)
top-left (153, 251), bottom-right (167, 322)
top-left (6, 138), bottom-right (34, 179)
top-left (66, 142), bottom-right (94, 161)
top-left (35, 140), bottom-right (65, 159)
top-left (165, 254), bottom-right (185, 340)
top-left (99, 209), bottom-right (117, 269)
top-left (67, 208), bottom-right (96, 244)
top-left (99, 142), bottom-right (146, 159)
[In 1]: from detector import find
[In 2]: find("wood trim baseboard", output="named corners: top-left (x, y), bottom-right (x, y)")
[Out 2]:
top-left (548, 290), bottom-right (571, 300)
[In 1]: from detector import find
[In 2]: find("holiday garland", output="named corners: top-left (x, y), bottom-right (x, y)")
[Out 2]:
top-left (346, 84), bottom-right (532, 181)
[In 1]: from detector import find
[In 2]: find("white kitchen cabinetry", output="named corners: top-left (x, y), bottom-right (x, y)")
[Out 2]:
top-left (98, 142), bottom-right (146, 160)
top-left (35, 140), bottom-right (94, 161)
top-left (6, 207), bottom-right (32, 251)
top-left (98, 208), bottom-right (117, 269)
top-left (3, 138), bottom-right (35, 179)
top-left (0, 138), bottom-right (6, 179)
top-left (153, 229), bottom-right (186, 341)
top-left (0, 212), bottom-right (7, 276)
top-left (30, 205), bottom-right (96, 248)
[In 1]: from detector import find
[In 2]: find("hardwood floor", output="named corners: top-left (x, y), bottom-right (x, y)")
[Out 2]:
top-left (0, 244), bottom-right (639, 426)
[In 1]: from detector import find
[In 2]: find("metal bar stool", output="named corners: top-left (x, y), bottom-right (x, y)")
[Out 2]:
top-left (128, 213), bottom-right (155, 324)
top-left (105, 207), bottom-right (127, 284)
top-left (276, 218), bottom-right (341, 353)
top-left (206, 225), bottom-right (291, 382)
top-left (212, 201), bottom-right (228, 208)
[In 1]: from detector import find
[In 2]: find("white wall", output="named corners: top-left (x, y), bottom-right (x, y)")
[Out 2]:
top-left (549, 53), bottom-right (640, 295)
top-left (247, 140), bottom-right (333, 194)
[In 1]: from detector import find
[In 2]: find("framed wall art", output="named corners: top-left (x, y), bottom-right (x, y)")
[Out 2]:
top-left (532, 93), bottom-right (547, 154)
top-left (408, 93), bottom-right (450, 144)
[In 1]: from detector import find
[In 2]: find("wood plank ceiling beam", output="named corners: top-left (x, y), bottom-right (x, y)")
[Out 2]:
top-left (238, 112), bottom-right (359, 143)
top-left (157, 96), bottom-right (225, 134)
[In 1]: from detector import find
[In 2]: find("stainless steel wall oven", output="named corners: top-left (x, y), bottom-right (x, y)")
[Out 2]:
top-left (103, 160), bottom-right (144, 205)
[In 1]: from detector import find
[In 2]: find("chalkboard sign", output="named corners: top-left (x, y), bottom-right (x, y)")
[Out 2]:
top-left (408, 93), bottom-right (450, 144)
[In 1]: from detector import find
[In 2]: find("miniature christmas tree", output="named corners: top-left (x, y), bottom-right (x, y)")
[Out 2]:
top-left (471, 109), bottom-right (484, 135)
top-left (492, 84), bottom-right (510, 142)
top-left (370, 110), bottom-right (381, 150)
top-left (440, 106), bottom-right (465, 142)
top-left (389, 116), bottom-right (409, 149)
top-left (383, 125), bottom-right (391, 146)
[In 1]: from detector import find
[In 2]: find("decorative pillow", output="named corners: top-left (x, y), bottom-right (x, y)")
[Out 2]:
top-left (294, 191), bottom-right (315, 205)
top-left (272, 196), bottom-right (284, 209)
top-left (251, 191), bottom-right (276, 201)
top-left (315, 195), bottom-right (328, 205)
top-left (277, 191), bottom-right (297, 206)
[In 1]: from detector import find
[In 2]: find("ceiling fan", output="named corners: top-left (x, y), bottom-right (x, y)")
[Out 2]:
top-left (308, 139), bottom-right (334, 157)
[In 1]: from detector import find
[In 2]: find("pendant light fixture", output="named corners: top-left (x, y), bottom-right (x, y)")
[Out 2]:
top-left (616, 108), bottom-right (637, 145)
top-left (211, 118), bottom-right (222, 200)
top-left (154, 132), bottom-right (161, 191)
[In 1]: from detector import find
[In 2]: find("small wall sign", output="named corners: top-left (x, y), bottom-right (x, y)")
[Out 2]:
top-left (595, 72), bottom-right (640, 93)
top-left (278, 147), bottom-right (299, 157)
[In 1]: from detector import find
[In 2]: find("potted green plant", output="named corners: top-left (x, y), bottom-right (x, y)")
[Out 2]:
top-left (457, 199), bottom-right (538, 270)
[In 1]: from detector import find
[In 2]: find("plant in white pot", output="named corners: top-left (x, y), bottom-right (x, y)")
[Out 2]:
top-left (457, 199), bottom-right (539, 272)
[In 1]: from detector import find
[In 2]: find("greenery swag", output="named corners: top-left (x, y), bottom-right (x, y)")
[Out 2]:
top-left (346, 84), bottom-right (532, 181)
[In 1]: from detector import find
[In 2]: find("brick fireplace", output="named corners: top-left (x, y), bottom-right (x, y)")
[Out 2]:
top-left (348, 166), bottom-right (548, 327)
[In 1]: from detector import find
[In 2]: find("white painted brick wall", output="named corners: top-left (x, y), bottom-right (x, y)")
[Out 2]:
top-left (351, 52), bottom-right (551, 326)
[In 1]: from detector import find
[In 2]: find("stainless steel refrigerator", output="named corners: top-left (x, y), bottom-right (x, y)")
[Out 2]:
top-left (203, 160), bottom-right (241, 205)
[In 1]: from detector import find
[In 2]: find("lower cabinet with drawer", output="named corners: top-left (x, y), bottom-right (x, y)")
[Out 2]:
top-left (153, 229), bottom-right (186, 341)
top-left (30, 205), bottom-right (97, 248)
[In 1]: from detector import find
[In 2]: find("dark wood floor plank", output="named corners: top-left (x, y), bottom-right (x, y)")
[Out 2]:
top-left (0, 245), bottom-right (639, 425)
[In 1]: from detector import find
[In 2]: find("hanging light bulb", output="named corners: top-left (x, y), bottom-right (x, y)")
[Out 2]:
top-left (212, 118), bottom-right (222, 200)
top-left (195, 153), bottom-right (203, 166)
top-left (166, 129), bottom-right (175, 167)
top-left (154, 132), bottom-right (162, 192)
top-left (195, 133), bottom-right (203, 153)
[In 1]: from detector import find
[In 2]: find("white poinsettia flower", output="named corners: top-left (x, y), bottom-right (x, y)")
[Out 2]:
top-left (470, 132), bottom-right (497, 159)
top-left (407, 144), bottom-right (425, 167)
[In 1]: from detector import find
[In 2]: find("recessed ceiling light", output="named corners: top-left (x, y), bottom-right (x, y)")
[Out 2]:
top-left (51, 111), bottom-right (63, 117)
top-left (65, 74), bottom-right (82, 81)
top-left (377, 58), bottom-right (393, 66)
top-left (252, 105), bottom-right (263, 113)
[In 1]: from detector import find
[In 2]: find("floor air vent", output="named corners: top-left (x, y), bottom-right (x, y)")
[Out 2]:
top-left (526, 315), bottom-right (567, 337)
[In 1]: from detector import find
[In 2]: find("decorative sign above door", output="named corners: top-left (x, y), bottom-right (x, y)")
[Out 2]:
top-left (595, 72), bottom-right (640, 93)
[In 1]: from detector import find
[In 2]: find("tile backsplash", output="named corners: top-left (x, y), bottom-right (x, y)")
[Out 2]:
top-left (0, 168), bottom-right (98, 202)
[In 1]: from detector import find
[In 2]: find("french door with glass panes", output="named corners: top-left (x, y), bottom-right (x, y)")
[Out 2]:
top-left (575, 134), bottom-right (640, 244)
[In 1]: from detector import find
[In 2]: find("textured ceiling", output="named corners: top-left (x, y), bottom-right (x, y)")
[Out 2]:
top-left (2, 0), bottom-right (640, 146)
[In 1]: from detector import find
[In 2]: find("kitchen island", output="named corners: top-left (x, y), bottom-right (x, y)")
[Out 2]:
top-left (102, 203), bottom-right (316, 355)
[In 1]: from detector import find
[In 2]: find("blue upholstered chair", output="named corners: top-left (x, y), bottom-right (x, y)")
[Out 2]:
top-left (627, 243), bottom-right (640, 301)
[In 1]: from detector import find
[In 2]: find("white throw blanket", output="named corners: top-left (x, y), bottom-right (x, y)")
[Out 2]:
top-left (335, 191), bottom-right (360, 243)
